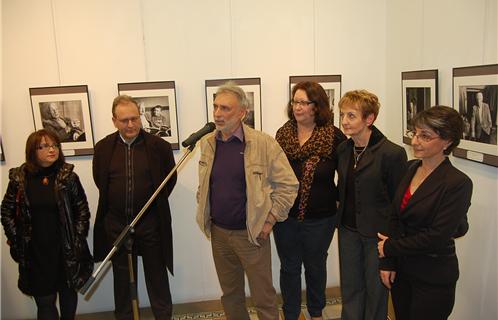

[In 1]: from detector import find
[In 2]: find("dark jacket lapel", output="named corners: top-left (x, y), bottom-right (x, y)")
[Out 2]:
top-left (143, 133), bottom-right (161, 188)
top-left (401, 158), bottom-right (451, 213)
top-left (338, 140), bottom-right (353, 174)
top-left (354, 144), bottom-right (376, 172)
top-left (97, 132), bottom-right (119, 195)
top-left (353, 126), bottom-right (385, 173)
top-left (393, 160), bottom-right (419, 211)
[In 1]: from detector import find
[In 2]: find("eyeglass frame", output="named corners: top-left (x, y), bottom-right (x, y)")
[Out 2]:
top-left (114, 116), bottom-right (141, 125)
top-left (37, 143), bottom-right (60, 151)
top-left (290, 100), bottom-right (315, 107)
top-left (406, 130), bottom-right (440, 143)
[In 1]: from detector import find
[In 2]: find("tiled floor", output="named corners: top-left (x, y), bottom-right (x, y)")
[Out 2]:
top-left (76, 288), bottom-right (342, 320)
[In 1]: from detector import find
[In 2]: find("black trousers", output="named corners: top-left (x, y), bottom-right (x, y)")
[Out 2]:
top-left (34, 283), bottom-right (77, 320)
top-left (110, 225), bottom-right (172, 320)
top-left (391, 271), bottom-right (456, 320)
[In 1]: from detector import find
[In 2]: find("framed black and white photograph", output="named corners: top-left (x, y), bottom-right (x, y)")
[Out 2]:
top-left (118, 81), bottom-right (180, 150)
top-left (453, 64), bottom-right (498, 167)
top-left (401, 70), bottom-right (438, 145)
top-left (1, 135), bottom-right (5, 162)
top-left (205, 78), bottom-right (262, 131)
top-left (29, 85), bottom-right (94, 156)
top-left (289, 75), bottom-right (342, 127)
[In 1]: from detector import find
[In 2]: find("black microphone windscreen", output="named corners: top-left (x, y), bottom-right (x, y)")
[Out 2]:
top-left (181, 122), bottom-right (216, 147)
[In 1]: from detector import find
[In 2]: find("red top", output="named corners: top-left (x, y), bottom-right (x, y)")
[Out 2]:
top-left (400, 185), bottom-right (412, 211)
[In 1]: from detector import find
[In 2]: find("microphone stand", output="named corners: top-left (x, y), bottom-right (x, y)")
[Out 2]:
top-left (80, 143), bottom-right (197, 319)
top-left (125, 227), bottom-right (140, 319)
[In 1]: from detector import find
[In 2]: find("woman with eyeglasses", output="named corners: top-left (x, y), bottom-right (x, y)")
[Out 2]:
top-left (336, 90), bottom-right (407, 320)
top-left (274, 81), bottom-right (346, 319)
top-left (378, 106), bottom-right (473, 320)
top-left (1, 129), bottom-right (93, 320)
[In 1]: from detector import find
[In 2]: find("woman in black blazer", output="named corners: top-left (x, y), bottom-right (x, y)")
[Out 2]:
top-left (378, 106), bottom-right (473, 320)
top-left (336, 90), bottom-right (407, 320)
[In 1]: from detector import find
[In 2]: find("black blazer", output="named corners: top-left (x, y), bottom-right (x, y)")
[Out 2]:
top-left (92, 130), bottom-right (177, 273)
top-left (337, 127), bottom-right (407, 237)
top-left (382, 158), bottom-right (473, 284)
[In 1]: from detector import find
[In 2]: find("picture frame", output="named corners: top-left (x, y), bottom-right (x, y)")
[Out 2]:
top-left (0, 135), bottom-right (5, 162)
top-left (452, 64), bottom-right (498, 167)
top-left (289, 75), bottom-right (342, 127)
top-left (401, 69), bottom-right (438, 145)
top-left (205, 78), bottom-right (262, 131)
top-left (29, 85), bottom-right (95, 156)
top-left (118, 81), bottom-right (180, 150)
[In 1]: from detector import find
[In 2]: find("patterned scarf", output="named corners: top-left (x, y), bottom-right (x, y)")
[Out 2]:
top-left (276, 120), bottom-right (336, 220)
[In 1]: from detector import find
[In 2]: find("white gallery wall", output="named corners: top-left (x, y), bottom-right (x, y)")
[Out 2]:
top-left (1, 0), bottom-right (496, 319)
top-left (386, 1), bottom-right (497, 319)
top-left (0, 0), bottom-right (3, 315)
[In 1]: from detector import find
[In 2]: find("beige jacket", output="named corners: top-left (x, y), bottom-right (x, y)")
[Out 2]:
top-left (196, 124), bottom-right (299, 246)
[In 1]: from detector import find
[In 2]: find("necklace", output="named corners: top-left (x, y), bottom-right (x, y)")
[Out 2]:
top-left (41, 172), bottom-right (55, 186)
top-left (353, 145), bottom-right (367, 169)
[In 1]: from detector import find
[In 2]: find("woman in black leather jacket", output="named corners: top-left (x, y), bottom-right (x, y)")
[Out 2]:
top-left (1, 129), bottom-right (93, 320)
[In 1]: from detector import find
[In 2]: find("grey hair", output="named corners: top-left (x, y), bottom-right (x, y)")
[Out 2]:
top-left (216, 81), bottom-right (249, 109)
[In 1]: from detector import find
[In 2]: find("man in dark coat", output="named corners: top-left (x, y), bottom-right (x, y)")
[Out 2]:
top-left (93, 95), bottom-right (176, 320)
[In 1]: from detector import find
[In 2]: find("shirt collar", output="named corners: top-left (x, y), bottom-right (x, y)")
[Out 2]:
top-left (215, 124), bottom-right (244, 143)
top-left (119, 132), bottom-right (139, 146)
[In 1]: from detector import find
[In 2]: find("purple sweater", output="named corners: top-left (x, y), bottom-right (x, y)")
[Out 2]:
top-left (209, 129), bottom-right (247, 230)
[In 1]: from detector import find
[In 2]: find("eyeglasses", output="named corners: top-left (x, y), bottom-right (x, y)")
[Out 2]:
top-left (291, 100), bottom-right (315, 107)
top-left (407, 130), bottom-right (439, 142)
top-left (115, 116), bottom-right (140, 125)
top-left (37, 143), bottom-right (60, 151)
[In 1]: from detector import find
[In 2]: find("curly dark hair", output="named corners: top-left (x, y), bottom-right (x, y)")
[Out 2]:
top-left (287, 81), bottom-right (332, 126)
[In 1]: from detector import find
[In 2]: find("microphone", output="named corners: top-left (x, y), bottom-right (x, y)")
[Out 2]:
top-left (182, 122), bottom-right (216, 147)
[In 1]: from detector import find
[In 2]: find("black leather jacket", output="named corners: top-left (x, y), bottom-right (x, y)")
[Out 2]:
top-left (1, 163), bottom-right (93, 295)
